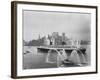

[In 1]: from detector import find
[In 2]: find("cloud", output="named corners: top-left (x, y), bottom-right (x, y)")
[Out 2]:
top-left (23, 10), bottom-right (91, 41)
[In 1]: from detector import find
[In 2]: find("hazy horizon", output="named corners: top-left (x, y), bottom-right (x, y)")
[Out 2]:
top-left (23, 10), bottom-right (91, 42)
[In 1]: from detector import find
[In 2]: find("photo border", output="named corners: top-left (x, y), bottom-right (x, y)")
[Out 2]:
top-left (11, 1), bottom-right (98, 79)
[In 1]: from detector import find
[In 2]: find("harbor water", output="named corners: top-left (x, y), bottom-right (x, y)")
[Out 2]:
top-left (23, 45), bottom-right (90, 69)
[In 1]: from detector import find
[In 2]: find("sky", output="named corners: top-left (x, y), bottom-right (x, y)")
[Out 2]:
top-left (23, 10), bottom-right (91, 41)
